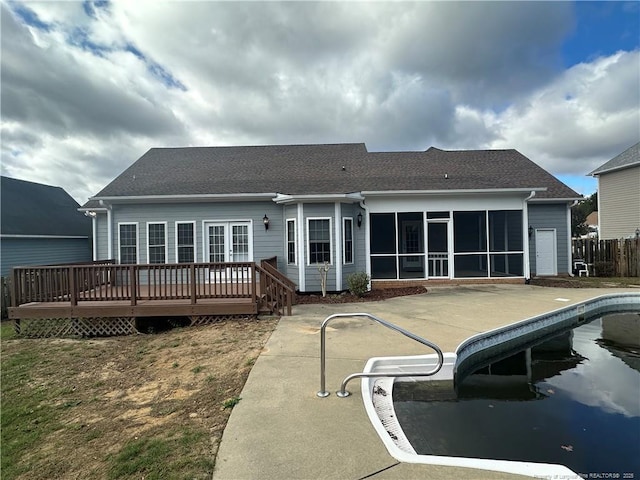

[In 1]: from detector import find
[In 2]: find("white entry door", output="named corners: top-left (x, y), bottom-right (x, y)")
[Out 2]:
top-left (205, 222), bottom-right (252, 281)
top-left (535, 229), bottom-right (557, 276)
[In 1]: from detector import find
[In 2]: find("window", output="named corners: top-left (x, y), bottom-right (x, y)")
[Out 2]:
top-left (343, 218), bottom-right (353, 264)
top-left (286, 219), bottom-right (296, 265)
top-left (307, 218), bottom-right (332, 264)
top-left (176, 222), bottom-right (195, 263)
top-left (119, 223), bottom-right (138, 264)
top-left (147, 223), bottom-right (167, 264)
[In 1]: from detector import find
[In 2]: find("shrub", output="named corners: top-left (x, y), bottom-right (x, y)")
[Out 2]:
top-left (594, 261), bottom-right (615, 277)
top-left (346, 272), bottom-right (370, 297)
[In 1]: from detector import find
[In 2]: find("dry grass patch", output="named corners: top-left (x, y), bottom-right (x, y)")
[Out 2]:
top-left (1, 317), bottom-right (278, 480)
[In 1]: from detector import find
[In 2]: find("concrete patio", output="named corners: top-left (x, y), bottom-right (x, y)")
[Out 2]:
top-left (212, 284), bottom-right (637, 480)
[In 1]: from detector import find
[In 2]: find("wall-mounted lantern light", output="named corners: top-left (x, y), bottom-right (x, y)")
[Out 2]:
top-left (263, 214), bottom-right (270, 230)
top-left (528, 225), bottom-right (534, 238)
top-left (357, 212), bottom-right (363, 228)
top-left (635, 227), bottom-right (640, 238)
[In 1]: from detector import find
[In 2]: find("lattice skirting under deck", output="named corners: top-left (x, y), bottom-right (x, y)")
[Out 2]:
top-left (14, 314), bottom-right (258, 338)
top-left (15, 317), bottom-right (136, 338)
top-left (188, 314), bottom-right (257, 327)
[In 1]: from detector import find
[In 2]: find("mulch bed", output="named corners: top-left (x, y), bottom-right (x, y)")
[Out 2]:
top-left (295, 286), bottom-right (427, 304)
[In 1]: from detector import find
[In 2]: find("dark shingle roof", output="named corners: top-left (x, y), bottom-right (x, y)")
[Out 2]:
top-left (1, 177), bottom-right (91, 237)
top-left (85, 143), bottom-right (579, 205)
top-left (590, 142), bottom-right (640, 175)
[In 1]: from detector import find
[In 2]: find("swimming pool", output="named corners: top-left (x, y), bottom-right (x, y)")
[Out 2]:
top-left (361, 293), bottom-right (640, 478)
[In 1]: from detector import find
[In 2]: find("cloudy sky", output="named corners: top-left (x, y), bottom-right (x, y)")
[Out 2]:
top-left (1, 1), bottom-right (639, 204)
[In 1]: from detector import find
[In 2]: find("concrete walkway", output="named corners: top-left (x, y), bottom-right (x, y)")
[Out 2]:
top-left (213, 285), bottom-right (636, 480)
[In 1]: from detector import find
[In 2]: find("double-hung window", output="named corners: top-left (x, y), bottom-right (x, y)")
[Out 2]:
top-left (307, 218), bottom-right (332, 264)
top-left (343, 218), bottom-right (354, 264)
top-left (147, 222), bottom-right (167, 264)
top-left (176, 222), bottom-right (195, 263)
top-left (119, 223), bottom-right (138, 264)
top-left (286, 219), bottom-right (296, 265)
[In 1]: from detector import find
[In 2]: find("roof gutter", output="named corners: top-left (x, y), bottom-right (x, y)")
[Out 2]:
top-left (529, 197), bottom-right (583, 203)
top-left (360, 188), bottom-right (547, 196)
top-left (89, 193), bottom-right (278, 204)
top-left (273, 193), bottom-right (365, 205)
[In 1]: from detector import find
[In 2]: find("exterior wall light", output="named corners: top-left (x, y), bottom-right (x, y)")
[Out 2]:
top-left (263, 214), bottom-right (270, 230)
top-left (528, 225), bottom-right (534, 238)
top-left (357, 212), bottom-right (363, 228)
top-left (635, 227), bottom-right (640, 238)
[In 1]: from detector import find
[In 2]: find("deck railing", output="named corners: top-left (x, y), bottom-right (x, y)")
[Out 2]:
top-left (12, 260), bottom-right (296, 315)
top-left (256, 264), bottom-right (295, 316)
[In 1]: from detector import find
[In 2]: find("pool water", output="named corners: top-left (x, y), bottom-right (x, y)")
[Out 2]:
top-left (392, 312), bottom-right (640, 476)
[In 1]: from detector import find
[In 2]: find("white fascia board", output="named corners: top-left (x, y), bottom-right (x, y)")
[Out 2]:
top-left (273, 193), bottom-right (365, 204)
top-left (77, 207), bottom-right (109, 213)
top-left (590, 161), bottom-right (640, 176)
top-left (360, 188), bottom-right (547, 196)
top-left (90, 193), bottom-right (278, 204)
top-left (1, 234), bottom-right (89, 239)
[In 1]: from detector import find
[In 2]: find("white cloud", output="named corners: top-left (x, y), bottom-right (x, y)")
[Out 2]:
top-left (0, 1), bottom-right (637, 202)
top-left (486, 50), bottom-right (640, 175)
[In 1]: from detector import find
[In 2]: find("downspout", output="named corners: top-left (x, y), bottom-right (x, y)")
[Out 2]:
top-left (567, 200), bottom-right (579, 276)
top-left (523, 191), bottom-right (536, 281)
top-left (359, 199), bottom-right (371, 291)
top-left (334, 202), bottom-right (342, 291)
top-left (297, 202), bottom-right (305, 292)
top-left (92, 215), bottom-right (97, 261)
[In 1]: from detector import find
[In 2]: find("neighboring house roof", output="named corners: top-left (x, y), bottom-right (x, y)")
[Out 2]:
top-left (83, 143), bottom-right (580, 207)
top-left (586, 211), bottom-right (598, 226)
top-left (590, 141), bottom-right (640, 176)
top-left (1, 176), bottom-right (91, 237)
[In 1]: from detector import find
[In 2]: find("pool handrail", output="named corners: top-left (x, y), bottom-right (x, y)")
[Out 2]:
top-left (317, 312), bottom-right (444, 398)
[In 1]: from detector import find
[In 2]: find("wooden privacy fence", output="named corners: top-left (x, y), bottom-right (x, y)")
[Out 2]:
top-left (572, 238), bottom-right (640, 277)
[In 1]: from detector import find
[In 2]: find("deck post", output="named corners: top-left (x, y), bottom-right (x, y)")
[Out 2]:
top-left (69, 267), bottom-right (78, 306)
top-left (190, 263), bottom-right (196, 305)
top-left (10, 268), bottom-right (18, 307)
top-left (251, 263), bottom-right (257, 303)
top-left (130, 266), bottom-right (137, 306)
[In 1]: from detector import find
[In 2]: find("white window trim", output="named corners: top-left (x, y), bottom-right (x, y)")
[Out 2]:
top-left (286, 218), bottom-right (297, 265)
top-left (117, 222), bottom-right (139, 264)
top-left (306, 217), bottom-right (333, 266)
top-left (175, 221), bottom-right (196, 264)
top-left (343, 217), bottom-right (354, 265)
top-left (146, 221), bottom-right (168, 264)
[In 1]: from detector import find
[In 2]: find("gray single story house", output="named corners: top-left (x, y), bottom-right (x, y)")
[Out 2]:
top-left (80, 143), bottom-right (581, 292)
top-left (1, 176), bottom-right (92, 277)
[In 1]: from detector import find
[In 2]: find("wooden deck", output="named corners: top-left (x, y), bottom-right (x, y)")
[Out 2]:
top-left (8, 260), bottom-right (295, 324)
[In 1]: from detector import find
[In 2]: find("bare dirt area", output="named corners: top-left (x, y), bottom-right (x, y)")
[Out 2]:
top-left (1, 316), bottom-right (278, 480)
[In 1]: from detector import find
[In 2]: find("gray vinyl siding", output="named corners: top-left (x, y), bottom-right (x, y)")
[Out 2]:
top-left (96, 214), bottom-right (108, 260)
top-left (528, 203), bottom-right (570, 275)
top-left (598, 166), bottom-right (640, 239)
top-left (107, 202), bottom-right (283, 265)
top-left (0, 237), bottom-right (92, 277)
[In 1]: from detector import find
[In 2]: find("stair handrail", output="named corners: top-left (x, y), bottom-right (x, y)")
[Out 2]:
top-left (317, 312), bottom-right (444, 398)
top-left (255, 264), bottom-right (296, 316)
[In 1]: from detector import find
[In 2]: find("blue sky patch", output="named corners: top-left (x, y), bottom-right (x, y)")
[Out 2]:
top-left (562, 1), bottom-right (640, 66)
top-left (9, 1), bottom-right (52, 31)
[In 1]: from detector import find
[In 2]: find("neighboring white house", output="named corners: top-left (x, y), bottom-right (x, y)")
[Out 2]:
top-left (590, 142), bottom-right (640, 240)
top-left (80, 143), bottom-right (582, 292)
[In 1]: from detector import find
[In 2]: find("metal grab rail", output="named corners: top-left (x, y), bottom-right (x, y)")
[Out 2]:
top-left (317, 312), bottom-right (444, 398)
